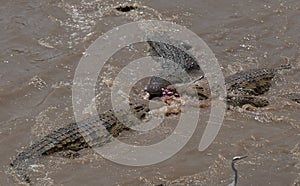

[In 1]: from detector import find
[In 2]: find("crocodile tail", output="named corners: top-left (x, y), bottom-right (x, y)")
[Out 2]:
top-left (10, 151), bottom-right (33, 184)
top-left (276, 63), bottom-right (292, 71)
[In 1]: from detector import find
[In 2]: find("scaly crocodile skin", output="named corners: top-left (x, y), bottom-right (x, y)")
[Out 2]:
top-left (145, 33), bottom-right (201, 98)
top-left (167, 65), bottom-right (291, 107)
top-left (10, 104), bottom-right (149, 184)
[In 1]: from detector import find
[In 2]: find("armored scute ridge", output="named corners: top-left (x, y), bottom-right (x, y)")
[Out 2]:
top-left (145, 32), bottom-right (202, 98)
top-left (225, 65), bottom-right (291, 96)
top-left (10, 104), bottom-right (149, 184)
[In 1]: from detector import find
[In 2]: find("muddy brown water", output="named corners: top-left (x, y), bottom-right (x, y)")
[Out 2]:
top-left (1, 0), bottom-right (300, 185)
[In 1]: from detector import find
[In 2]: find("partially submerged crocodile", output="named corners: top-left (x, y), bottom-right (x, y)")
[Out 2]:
top-left (145, 33), bottom-right (201, 98)
top-left (10, 104), bottom-right (149, 184)
top-left (145, 33), bottom-right (292, 107)
top-left (165, 65), bottom-right (291, 107)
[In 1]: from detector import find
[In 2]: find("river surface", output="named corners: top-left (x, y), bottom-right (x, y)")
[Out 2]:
top-left (1, 0), bottom-right (300, 185)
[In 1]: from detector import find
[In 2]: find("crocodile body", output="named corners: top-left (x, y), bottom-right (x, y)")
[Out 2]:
top-left (224, 67), bottom-right (291, 107)
top-left (10, 104), bottom-right (149, 184)
top-left (225, 68), bottom-right (281, 96)
top-left (145, 33), bottom-right (201, 98)
top-left (166, 66), bottom-right (290, 107)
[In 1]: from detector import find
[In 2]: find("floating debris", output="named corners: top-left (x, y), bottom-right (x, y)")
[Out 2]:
top-left (28, 75), bottom-right (47, 90)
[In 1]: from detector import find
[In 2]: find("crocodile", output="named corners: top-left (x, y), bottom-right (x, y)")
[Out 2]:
top-left (145, 33), bottom-right (201, 98)
top-left (144, 32), bottom-right (291, 107)
top-left (10, 103), bottom-right (149, 184)
top-left (165, 65), bottom-right (291, 107)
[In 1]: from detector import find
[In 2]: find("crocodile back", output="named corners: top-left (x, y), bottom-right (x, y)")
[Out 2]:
top-left (10, 103), bottom-right (150, 184)
top-left (225, 68), bottom-right (276, 95)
